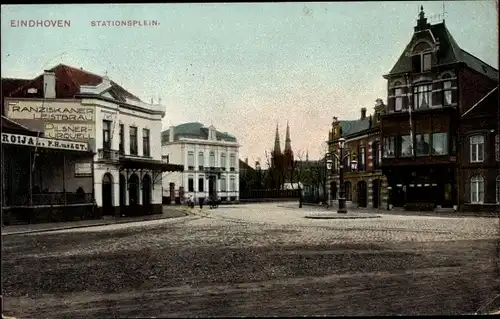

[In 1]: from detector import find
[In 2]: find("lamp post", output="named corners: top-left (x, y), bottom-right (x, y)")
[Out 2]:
top-left (256, 161), bottom-right (262, 198)
top-left (326, 155), bottom-right (333, 208)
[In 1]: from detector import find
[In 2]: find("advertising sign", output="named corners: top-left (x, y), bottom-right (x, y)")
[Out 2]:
top-left (44, 122), bottom-right (95, 141)
top-left (6, 100), bottom-right (94, 122)
top-left (1, 133), bottom-right (89, 152)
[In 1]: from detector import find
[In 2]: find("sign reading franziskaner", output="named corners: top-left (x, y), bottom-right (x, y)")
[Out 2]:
top-left (6, 101), bottom-right (94, 121)
top-left (1, 133), bottom-right (89, 152)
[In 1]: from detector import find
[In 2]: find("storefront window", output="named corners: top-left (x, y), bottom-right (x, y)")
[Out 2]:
top-left (383, 137), bottom-right (395, 158)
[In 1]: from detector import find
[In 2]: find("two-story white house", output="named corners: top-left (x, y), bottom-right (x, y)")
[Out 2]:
top-left (161, 122), bottom-right (240, 204)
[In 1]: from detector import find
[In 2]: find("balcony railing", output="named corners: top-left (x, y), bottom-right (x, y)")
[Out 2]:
top-left (98, 148), bottom-right (119, 161)
top-left (5, 192), bottom-right (93, 207)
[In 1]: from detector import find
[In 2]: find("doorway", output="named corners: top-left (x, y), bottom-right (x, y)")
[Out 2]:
top-left (142, 174), bottom-right (152, 210)
top-left (372, 179), bottom-right (381, 209)
top-left (357, 181), bottom-right (367, 208)
top-left (128, 174), bottom-right (139, 206)
top-left (102, 173), bottom-right (113, 215)
top-left (209, 175), bottom-right (217, 196)
top-left (119, 174), bottom-right (127, 207)
top-left (330, 181), bottom-right (337, 200)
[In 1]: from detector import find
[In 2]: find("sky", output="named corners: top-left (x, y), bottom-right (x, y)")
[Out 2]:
top-left (1, 2), bottom-right (498, 167)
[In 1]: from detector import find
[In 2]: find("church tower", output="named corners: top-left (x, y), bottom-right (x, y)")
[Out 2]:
top-left (283, 121), bottom-right (294, 168)
top-left (271, 123), bottom-right (282, 168)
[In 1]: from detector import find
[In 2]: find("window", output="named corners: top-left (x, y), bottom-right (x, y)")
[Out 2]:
top-left (470, 175), bottom-right (484, 204)
top-left (470, 135), bottom-right (484, 163)
top-left (230, 154), bottom-right (236, 171)
top-left (432, 133), bottom-right (448, 156)
top-left (443, 81), bottom-right (452, 106)
top-left (142, 128), bottom-right (150, 157)
top-left (422, 53), bottom-right (432, 71)
top-left (395, 88), bottom-right (403, 111)
top-left (129, 126), bottom-right (138, 155)
top-left (221, 153), bottom-right (226, 170)
top-left (415, 134), bottom-right (430, 156)
top-left (383, 137), bottom-right (395, 158)
top-left (372, 142), bottom-right (380, 169)
top-left (495, 134), bottom-right (499, 162)
top-left (187, 151), bottom-right (194, 170)
top-left (399, 135), bottom-right (413, 157)
top-left (413, 84), bottom-right (432, 109)
top-left (496, 176), bottom-right (500, 203)
top-left (344, 182), bottom-right (352, 201)
top-left (198, 178), bottom-right (204, 192)
top-left (198, 151), bottom-right (204, 170)
top-left (209, 151), bottom-right (216, 168)
top-left (102, 120), bottom-right (112, 149)
top-left (188, 176), bottom-right (194, 192)
top-left (221, 176), bottom-right (227, 191)
top-left (119, 124), bottom-right (124, 154)
top-left (230, 176), bottom-right (236, 191)
top-left (358, 147), bottom-right (365, 171)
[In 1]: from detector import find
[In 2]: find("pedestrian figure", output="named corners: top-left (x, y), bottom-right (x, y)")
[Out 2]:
top-left (199, 197), bottom-right (204, 209)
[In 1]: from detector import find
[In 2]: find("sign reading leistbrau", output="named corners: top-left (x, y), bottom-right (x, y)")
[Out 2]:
top-left (1, 133), bottom-right (89, 152)
top-left (7, 102), bottom-right (94, 121)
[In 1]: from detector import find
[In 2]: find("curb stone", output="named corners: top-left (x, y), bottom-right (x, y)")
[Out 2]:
top-left (2, 209), bottom-right (189, 236)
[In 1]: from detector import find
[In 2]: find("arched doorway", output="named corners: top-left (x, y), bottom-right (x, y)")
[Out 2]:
top-left (142, 174), bottom-right (152, 212)
top-left (119, 174), bottom-right (127, 207)
top-left (102, 173), bottom-right (113, 215)
top-left (330, 181), bottom-right (337, 200)
top-left (357, 181), bottom-right (367, 208)
top-left (128, 174), bottom-right (139, 206)
top-left (372, 179), bottom-right (381, 209)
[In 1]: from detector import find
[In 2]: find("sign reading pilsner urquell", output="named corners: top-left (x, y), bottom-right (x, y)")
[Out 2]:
top-left (6, 100), bottom-right (95, 142)
top-left (2, 133), bottom-right (89, 152)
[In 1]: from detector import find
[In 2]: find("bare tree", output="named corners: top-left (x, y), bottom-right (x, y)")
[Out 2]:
top-left (287, 150), bottom-right (308, 190)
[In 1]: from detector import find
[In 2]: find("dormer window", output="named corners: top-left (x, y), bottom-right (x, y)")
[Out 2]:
top-left (411, 41), bottom-right (433, 73)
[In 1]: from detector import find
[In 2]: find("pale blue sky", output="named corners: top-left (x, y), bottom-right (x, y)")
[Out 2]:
top-left (1, 2), bottom-right (498, 165)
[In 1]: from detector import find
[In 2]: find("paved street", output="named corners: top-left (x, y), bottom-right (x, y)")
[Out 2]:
top-left (2, 203), bottom-right (500, 317)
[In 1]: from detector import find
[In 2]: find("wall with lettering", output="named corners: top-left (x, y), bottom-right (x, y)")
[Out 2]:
top-left (5, 98), bottom-right (95, 143)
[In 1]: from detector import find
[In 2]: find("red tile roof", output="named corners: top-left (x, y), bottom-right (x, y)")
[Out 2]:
top-left (1, 78), bottom-right (31, 115)
top-left (6, 63), bottom-right (141, 101)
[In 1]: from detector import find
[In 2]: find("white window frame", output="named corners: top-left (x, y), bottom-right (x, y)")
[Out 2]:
top-left (187, 151), bottom-right (194, 168)
top-left (395, 88), bottom-right (403, 112)
top-left (221, 153), bottom-right (226, 169)
top-left (230, 154), bottom-right (236, 169)
top-left (470, 175), bottom-right (484, 204)
top-left (209, 151), bottom-right (216, 167)
top-left (198, 151), bottom-right (204, 168)
top-left (469, 135), bottom-right (485, 163)
top-left (230, 176), bottom-right (236, 192)
top-left (221, 176), bottom-right (227, 191)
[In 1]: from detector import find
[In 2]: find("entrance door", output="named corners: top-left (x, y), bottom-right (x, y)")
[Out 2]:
top-left (119, 174), bottom-right (127, 207)
top-left (330, 181), bottom-right (337, 200)
top-left (372, 179), bottom-right (381, 209)
top-left (128, 174), bottom-right (139, 206)
top-left (142, 174), bottom-right (152, 212)
top-left (208, 175), bottom-right (216, 196)
top-left (357, 181), bottom-right (367, 208)
top-left (102, 173), bottom-right (113, 215)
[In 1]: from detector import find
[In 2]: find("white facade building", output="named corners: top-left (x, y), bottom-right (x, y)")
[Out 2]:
top-left (3, 64), bottom-right (183, 218)
top-left (161, 122), bottom-right (240, 203)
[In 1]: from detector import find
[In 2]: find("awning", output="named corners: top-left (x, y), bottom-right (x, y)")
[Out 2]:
top-left (119, 157), bottom-right (184, 172)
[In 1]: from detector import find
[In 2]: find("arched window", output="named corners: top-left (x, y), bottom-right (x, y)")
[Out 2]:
top-left (344, 181), bottom-right (352, 201)
top-left (470, 175), bottom-right (484, 204)
top-left (496, 176), bottom-right (500, 204)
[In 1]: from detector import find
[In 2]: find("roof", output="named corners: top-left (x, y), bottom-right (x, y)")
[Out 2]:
top-left (461, 86), bottom-right (499, 118)
top-left (6, 64), bottom-right (141, 100)
top-left (1, 115), bottom-right (39, 135)
top-left (339, 117), bottom-right (372, 138)
top-left (387, 22), bottom-right (498, 81)
top-left (239, 159), bottom-right (254, 171)
top-left (162, 122), bottom-right (237, 143)
top-left (1, 78), bottom-right (31, 114)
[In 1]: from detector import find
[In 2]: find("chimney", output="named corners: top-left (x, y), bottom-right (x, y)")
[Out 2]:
top-left (361, 108), bottom-right (367, 120)
top-left (43, 70), bottom-right (56, 98)
top-left (169, 125), bottom-right (175, 142)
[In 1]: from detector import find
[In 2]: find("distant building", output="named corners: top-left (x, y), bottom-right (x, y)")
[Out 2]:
top-left (161, 122), bottom-right (240, 203)
top-left (328, 101), bottom-right (388, 209)
top-left (381, 6), bottom-right (499, 212)
top-left (268, 121), bottom-right (294, 189)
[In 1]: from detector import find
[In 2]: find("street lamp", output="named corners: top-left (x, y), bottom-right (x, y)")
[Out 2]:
top-left (325, 137), bottom-right (357, 214)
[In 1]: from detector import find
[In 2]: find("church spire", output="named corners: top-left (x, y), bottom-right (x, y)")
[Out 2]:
top-left (273, 122), bottom-right (281, 155)
top-left (284, 120), bottom-right (292, 153)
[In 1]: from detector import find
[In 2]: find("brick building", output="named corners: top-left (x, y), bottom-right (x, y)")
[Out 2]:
top-left (328, 99), bottom-right (388, 209)
top-left (380, 7), bottom-right (499, 211)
